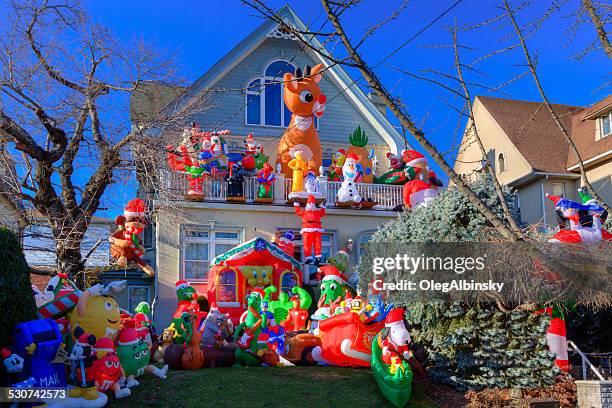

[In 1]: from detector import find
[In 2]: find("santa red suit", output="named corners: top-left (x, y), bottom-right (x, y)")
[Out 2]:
top-left (381, 308), bottom-right (412, 365)
top-left (294, 194), bottom-right (326, 264)
top-left (401, 151), bottom-right (441, 209)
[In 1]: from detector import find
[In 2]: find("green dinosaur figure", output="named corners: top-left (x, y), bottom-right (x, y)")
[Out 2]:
top-left (264, 286), bottom-right (293, 323)
top-left (234, 290), bottom-right (267, 366)
top-left (170, 282), bottom-right (198, 344)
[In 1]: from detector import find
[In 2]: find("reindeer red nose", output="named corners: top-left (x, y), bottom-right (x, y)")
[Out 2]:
top-left (319, 94), bottom-right (326, 104)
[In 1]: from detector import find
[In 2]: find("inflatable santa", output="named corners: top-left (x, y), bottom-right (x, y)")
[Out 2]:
top-left (294, 194), bottom-right (326, 265)
top-left (401, 150), bottom-right (442, 209)
top-left (547, 193), bottom-right (611, 243)
top-left (381, 308), bottom-right (412, 366)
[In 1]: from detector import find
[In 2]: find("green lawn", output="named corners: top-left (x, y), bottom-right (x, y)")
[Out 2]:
top-left (107, 366), bottom-right (439, 408)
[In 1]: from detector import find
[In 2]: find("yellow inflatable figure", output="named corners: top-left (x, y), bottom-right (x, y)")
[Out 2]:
top-left (69, 281), bottom-right (126, 341)
top-left (288, 151), bottom-right (308, 193)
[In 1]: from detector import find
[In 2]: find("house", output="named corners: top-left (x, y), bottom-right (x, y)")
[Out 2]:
top-left (205, 237), bottom-right (303, 322)
top-left (133, 5), bottom-right (410, 327)
top-left (454, 95), bottom-right (611, 228)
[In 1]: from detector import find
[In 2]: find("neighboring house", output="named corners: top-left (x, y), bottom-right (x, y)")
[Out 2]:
top-left (22, 211), bottom-right (113, 268)
top-left (133, 4), bottom-right (408, 326)
top-left (0, 139), bottom-right (28, 233)
top-left (454, 95), bottom-right (612, 228)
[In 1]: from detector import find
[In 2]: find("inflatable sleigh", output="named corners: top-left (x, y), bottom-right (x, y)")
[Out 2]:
top-left (311, 312), bottom-right (384, 367)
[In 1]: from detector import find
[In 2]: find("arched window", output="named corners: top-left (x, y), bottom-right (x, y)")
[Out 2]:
top-left (217, 267), bottom-right (237, 303)
top-left (245, 59), bottom-right (295, 127)
top-left (497, 152), bottom-right (506, 173)
top-left (280, 270), bottom-right (299, 295)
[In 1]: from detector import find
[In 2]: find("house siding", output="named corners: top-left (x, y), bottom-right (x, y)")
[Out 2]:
top-left (151, 202), bottom-right (396, 327)
top-left (190, 37), bottom-right (387, 147)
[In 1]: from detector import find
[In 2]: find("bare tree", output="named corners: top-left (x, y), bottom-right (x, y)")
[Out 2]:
top-left (502, 0), bottom-right (611, 214)
top-left (0, 0), bottom-right (192, 278)
top-left (579, 0), bottom-right (612, 59)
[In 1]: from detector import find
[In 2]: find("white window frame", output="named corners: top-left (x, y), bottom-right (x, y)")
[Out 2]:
top-left (245, 59), bottom-right (319, 129)
top-left (181, 227), bottom-right (241, 283)
top-left (599, 112), bottom-right (612, 139)
top-left (127, 285), bottom-right (150, 312)
top-left (278, 228), bottom-right (336, 283)
top-left (551, 182), bottom-right (565, 198)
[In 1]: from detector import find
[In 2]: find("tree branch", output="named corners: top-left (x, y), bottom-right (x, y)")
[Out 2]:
top-left (581, 0), bottom-right (612, 59)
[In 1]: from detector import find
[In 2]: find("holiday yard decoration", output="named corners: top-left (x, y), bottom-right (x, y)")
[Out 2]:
top-left (169, 280), bottom-right (202, 344)
top-left (242, 133), bottom-right (268, 176)
top-left (109, 198), bottom-right (155, 276)
top-left (401, 150), bottom-right (443, 210)
top-left (116, 328), bottom-right (168, 388)
top-left (547, 192), bottom-right (611, 243)
top-left (371, 308), bottom-right (414, 407)
top-left (225, 162), bottom-right (246, 202)
top-left (337, 153), bottom-right (363, 204)
top-left (281, 287), bottom-right (312, 332)
top-left (288, 150), bottom-right (308, 194)
top-left (346, 126), bottom-right (374, 183)
top-left (294, 195), bottom-right (326, 265)
top-left (312, 265), bottom-right (348, 320)
top-left (327, 148), bottom-right (346, 181)
top-left (33, 273), bottom-right (83, 320)
top-left (277, 64), bottom-right (326, 178)
top-left (234, 289), bottom-right (269, 366)
top-left (69, 281), bottom-right (126, 341)
top-left (91, 337), bottom-right (130, 399)
top-left (255, 162), bottom-right (276, 203)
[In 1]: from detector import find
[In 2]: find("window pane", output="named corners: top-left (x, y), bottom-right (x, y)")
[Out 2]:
top-left (283, 97), bottom-right (292, 127)
top-left (247, 93), bottom-right (261, 125)
top-left (322, 235), bottom-right (331, 243)
top-left (128, 287), bottom-right (149, 312)
top-left (215, 243), bottom-right (234, 257)
top-left (185, 243), bottom-right (208, 260)
top-left (187, 230), bottom-right (209, 238)
top-left (265, 61), bottom-right (295, 77)
top-left (552, 183), bottom-right (565, 197)
top-left (185, 261), bottom-right (208, 280)
top-left (215, 232), bottom-right (239, 239)
top-left (265, 80), bottom-right (281, 126)
top-left (602, 115), bottom-right (611, 136)
top-left (281, 272), bottom-right (298, 294)
top-left (218, 269), bottom-right (236, 302)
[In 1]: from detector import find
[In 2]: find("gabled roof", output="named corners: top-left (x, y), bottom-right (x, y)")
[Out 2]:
top-left (477, 96), bottom-right (578, 173)
top-left (174, 4), bottom-right (406, 153)
top-left (211, 237), bottom-right (301, 271)
top-left (567, 95), bottom-right (612, 168)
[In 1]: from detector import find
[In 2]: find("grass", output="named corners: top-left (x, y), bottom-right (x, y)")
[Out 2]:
top-left (107, 366), bottom-right (439, 408)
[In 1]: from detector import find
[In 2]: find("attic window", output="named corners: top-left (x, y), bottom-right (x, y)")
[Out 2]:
top-left (599, 112), bottom-right (612, 139)
top-left (497, 152), bottom-right (507, 174)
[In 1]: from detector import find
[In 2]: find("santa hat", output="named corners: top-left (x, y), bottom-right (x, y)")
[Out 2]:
top-left (318, 265), bottom-right (346, 284)
top-left (245, 133), bottom-right (254, 143)
top-left (124, 198), bottom-right (146, 218)
top-left (118, 329), bottom-right (140, 347)
top-left (335, 149), bottom-right (346, 156)
top-left (403, 150), bottom-right (427, 167)
top-left (76, 331), bottom-right (96, 347)
top-left (251, 288), bottom-right (265, 298)
top-left (175, 280), bottom-right (191, 292)
top-left (345, 153), bottom-right (359, 162)
top-left (385, 308), bottom-right (406, 328)
top-left (306, 194), bottom-right (317, 207)
top-left (546, 193), bottom-right (561, 207)
top-left (94, 337), bottom-right (116, 354)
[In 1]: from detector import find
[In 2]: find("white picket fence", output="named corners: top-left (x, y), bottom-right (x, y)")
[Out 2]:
top-left (159, 170), bottom-right (403, 210)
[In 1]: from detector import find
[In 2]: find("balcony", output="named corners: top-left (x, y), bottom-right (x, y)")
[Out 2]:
top-left (158, 170), bottom-right (404, 210)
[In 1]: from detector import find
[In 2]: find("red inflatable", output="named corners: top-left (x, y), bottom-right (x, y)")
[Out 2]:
top-left (313, 312), bottom-right (384, 367)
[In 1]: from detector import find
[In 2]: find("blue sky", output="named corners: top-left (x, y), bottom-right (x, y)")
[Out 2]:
top-left (86, 0), bottom-right (611, 218)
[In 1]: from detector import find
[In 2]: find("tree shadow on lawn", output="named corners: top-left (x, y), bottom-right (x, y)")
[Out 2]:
top-left (106, 366), bottom-right (442, 407)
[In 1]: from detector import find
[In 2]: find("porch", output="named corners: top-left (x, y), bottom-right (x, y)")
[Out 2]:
top-left (158, 170), bottom-right (404, 210)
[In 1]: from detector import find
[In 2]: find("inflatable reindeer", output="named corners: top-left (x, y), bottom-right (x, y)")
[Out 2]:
top-left (277, 64), bottom-right (327, 178)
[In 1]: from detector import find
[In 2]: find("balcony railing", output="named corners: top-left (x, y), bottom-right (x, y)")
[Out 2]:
top-left (158, 170), bottom-right (403, 210)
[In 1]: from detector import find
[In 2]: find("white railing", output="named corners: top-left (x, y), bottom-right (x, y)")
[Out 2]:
top-left (158, 170), bottom-right (403, 210)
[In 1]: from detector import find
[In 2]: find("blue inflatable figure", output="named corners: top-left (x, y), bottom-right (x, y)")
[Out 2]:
top-left (13, 318), bottom-right (66, 387)
top-left (367, 294), bottom-right (394, 323)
